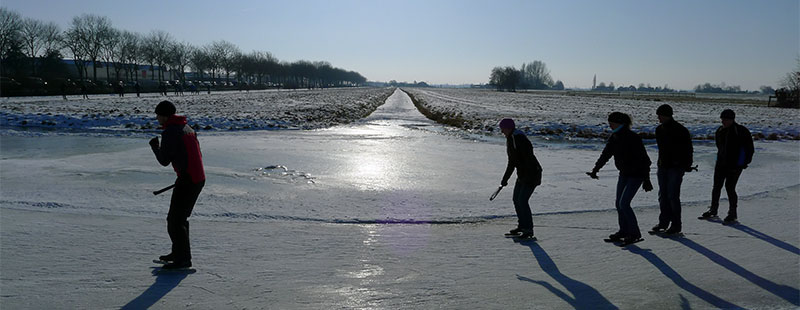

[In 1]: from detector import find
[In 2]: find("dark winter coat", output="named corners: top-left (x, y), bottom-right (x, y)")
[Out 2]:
top-left (503, 130), bottom-right (543, 186)
top-left (655, 118), bottom-right (693, 169)
top-left (593, 126), bottom-right (651, 178)
top-left (715, 122), bottom-right (754, 169)
top-left (152, 115), bottom-right (206, 184)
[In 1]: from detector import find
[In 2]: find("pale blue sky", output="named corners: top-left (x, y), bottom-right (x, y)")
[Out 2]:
top-left (5, 0), bottom-right (798, 90)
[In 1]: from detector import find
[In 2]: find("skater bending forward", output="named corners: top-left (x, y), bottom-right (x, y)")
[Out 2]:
top-left (499, 118), bottom-right (543, 239)
top-left (587, 112), bottom-right (652, 245)
top-left (150, 100), bottom-right (206, 269)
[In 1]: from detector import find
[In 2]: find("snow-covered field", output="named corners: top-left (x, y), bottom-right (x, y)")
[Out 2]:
top-left (403, 88), bottom-right (800, 140)
top-left (1, 88), bottom-right (798, 308)
top-left (0, 87), bottom-right (395, 133)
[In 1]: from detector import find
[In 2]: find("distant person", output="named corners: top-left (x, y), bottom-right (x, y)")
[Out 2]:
top-left (159, 83), bottom-right (167, 96)
top-left (135, 81), bottom-right (141, 97)
top-left (81, 83), bottom-right (89, 99)
top-left (117, 81), bottom-right (125, 97)
top-left (61, 81), bottom-right (68, 100)
top-left (699, 109), bottom-right (754, 224)
top-left (651, 104), bottom-right (693, 235)
top-left (206, 83), bottom-right (211, 95)
top-left (499, 118), bottom-right (543, 239)
top-left (587, 112), bottom-right (652, 246)
top-left (149, 100), bottom-right (206, 270)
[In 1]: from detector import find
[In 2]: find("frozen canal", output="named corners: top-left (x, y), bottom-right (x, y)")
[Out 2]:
top-left (1, 89), bottom-right (797, 224)
top-left (1, 89), bottom-right (798, 309)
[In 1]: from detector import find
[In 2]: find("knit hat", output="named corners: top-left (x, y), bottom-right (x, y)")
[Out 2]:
top-left (155, 100), bottom-right (176, 116)
top-left (720, 109), bottom-right (735, 120)
top-left (656, 104), bottom-right (673, 117)
top-left (608, 112), bottom-right (631, 126)
top-left (499, 118), bottom-right (515, 129)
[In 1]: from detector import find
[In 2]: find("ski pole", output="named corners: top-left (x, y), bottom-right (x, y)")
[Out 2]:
top-left (153, 184), bottom-right (176, 196)
top-left (489, 186), bottom-right (504, 201)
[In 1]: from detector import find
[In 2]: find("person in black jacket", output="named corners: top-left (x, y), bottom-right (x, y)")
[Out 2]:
top-left (652, 104), bottom-right (693, 234)
top-left (587, 112), bottom-right (652, 245)
top-left (700, 109), bottom-right (754, 223)
top-left (149, 100), bottom-right (206, 269)
top-left (499, 118), bottom-right (543, 239)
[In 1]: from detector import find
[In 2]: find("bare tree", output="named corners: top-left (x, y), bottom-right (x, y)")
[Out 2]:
top-left (100, 27), bottom-right (120, 82)
top-left (170, 41), bottom-right (193, 83)
top-left (142, 30), bottom-right (173, 82)
top-left (189, 46), bottom-right (210, 80)
top-left (62, 26), bottom-right (88, 80)
top-left (117, 30), bottom-right (140, 81)
top-left (520, 60), bottom-right (553, 89)
top-left (211, 40), bottom-right (239, 82)
top-left (19, 18), bottom-right (46, 74)
top-left (40, 22), bottom-right (60, 55)
top-left (0, 7), bottom-right (22, 60)
top-left (69, 14), bottom-right (113, 81)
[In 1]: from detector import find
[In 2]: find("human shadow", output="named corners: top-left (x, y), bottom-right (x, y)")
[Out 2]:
top-left (726, 223), bottom-right (800, 255)
top-left (516, 241), bottom-right (618, 310)
top-left (624, 245), bottom-right (741, 309)
top-left (120, 267), bottom-right (195, 309)
top-left (670, 237), bottom-right (800, 306)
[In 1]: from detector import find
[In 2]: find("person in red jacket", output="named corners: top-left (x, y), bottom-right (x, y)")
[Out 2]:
top-left (149, 100), bottom-right (205, 269)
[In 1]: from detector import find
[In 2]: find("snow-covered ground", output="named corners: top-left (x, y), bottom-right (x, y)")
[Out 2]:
top-left (0, 87), bottom-right (395, 133)
top-left (1, 88), bottom-right (798, 308)
top-left (403, 88), bottom-right (800, 140)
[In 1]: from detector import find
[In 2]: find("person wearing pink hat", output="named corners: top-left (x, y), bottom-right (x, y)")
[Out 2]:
top-left (499, 118), bottom-right (543, 239)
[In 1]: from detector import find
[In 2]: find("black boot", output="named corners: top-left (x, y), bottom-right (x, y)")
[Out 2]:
top-left (700, 209), bottom-right (718, 219)
top-left (162, 260), bottom-right (192, 270)
top-left (158, 253), bottom-right (175, 262)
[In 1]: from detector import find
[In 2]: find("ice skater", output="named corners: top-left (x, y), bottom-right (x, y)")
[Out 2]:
top-left (651, 104), bottom-right (693, 235)
top-left (699, 109), bottom-right (753, 224)
top-left (587, 112), bottom-right (652, 246)
top-left (498, 118), bottom-right (543, 239)
top-left (149, 100), bottom-right (206, 269)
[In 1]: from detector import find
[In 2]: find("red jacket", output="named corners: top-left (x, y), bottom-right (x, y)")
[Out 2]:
top-left (152, 115), bottom-right (206, 184)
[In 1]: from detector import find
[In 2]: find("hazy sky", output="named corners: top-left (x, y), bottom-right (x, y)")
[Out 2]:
top-left (5, 0), bottom-right (798, 90)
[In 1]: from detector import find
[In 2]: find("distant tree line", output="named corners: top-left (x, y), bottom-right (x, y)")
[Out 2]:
top-left (489, 60), bottom-right (563, 92)
top-left (0, 7), bottom-right (366, 90)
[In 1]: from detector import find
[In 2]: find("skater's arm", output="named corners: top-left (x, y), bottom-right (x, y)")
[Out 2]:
top-left (152, 130), bottom-right (177, 167)
top-left (592, 138), bottom-right (615, 173)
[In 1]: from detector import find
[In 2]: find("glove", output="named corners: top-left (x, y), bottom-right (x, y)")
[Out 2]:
top-left (586, 171), bottom-right (598, 179)
top-left (685, 165), bottom-right (698, 172)
top-left (501, 179), bottom-right (508, 187)
top-left (642, 179), bottom-right (653, 192)
top-left (149, 137), bottom-right (159, 149)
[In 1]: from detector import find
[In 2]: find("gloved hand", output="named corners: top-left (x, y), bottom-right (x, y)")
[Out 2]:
top-left (685, 165), bottom-right (698, 172)
top-left (149, 137), bottom-right (159, 149)
top-left (501, 179), bottom-right (508, 187)
top-left (643, 179), bottom-right (653, 192)
top-left (586, 171), bottom-right (598, 179)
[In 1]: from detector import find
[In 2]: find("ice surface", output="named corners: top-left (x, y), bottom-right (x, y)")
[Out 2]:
top-left (1, 88), bottom-right (798, 309)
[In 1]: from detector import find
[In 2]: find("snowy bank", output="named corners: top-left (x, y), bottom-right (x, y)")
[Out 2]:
top-left (0, 87), bottom-right (395, 134)
top-left (403, 88), bottom-right (800, 141)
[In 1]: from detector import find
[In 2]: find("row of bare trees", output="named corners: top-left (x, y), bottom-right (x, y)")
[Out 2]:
top-left (0, 7), bottom-right (366, 88)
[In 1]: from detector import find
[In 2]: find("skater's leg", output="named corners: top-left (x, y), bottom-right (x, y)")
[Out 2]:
top-left (656, 168), bottom-right (671, 228)
top-left (709, 166), bottom-right (726, 213)
top-left (666, 168), bottom-right (685, 230)
top-left (615, 176), bottom-right (628, 236)
top-left (724, 168), bottom-right (743, 218)
top-left (618, 176), bottom-right (643, 238)
top-left (513, 181), bottom-right (535, 232)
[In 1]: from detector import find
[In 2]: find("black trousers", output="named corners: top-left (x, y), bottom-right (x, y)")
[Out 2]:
top-left (512, 180), bottom-right (537, 232)
top-left (710, 166), bottom-right (743, 217)
top-left (167, 178), bottom-right (204, 262)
